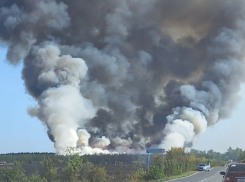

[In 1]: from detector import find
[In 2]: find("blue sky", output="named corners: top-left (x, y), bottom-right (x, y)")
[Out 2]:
top-left (0, 47), bottom-right (54, 153)
top-left (0, 46), bottom-right (244, 154)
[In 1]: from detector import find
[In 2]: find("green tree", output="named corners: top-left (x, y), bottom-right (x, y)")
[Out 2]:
top-left (89, 166), bottom-right (107, 182)
top-left (63, 153), bottom-right (82, 181)
top-left (78, 159), bottom-right (93, 181)
top-left (166, 147), bottom-right (185, 161)
top-left (0, 162), bottom-right (27, 182)
top-left (27, 172), bottom-right (48, 182)
top-left (43, 156), bottom-right (59, 182)
top-left (63, 147), bottom-right (94, 182)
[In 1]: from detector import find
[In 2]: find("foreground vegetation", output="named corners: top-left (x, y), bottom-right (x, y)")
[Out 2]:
top-left (1, 147), bottom-right (239, 182)
top-left (127, 147), bottom-right (224, 182)
top-left (0, 148), bottom-right (107, 182)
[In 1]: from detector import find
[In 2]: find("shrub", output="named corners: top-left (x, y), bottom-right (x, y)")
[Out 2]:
top-left (144, 164), bottom-right (164, 180)
top-left (152, 154), bottom-right (164, 169)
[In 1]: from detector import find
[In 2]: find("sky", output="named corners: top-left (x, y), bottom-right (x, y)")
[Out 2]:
top-left (0, 47), bottom-right (54, 153)
top-left (0, 46), bottom-right (245, 154)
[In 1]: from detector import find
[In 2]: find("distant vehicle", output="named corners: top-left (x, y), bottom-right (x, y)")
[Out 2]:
top-left (0, 161), bottom-right (6, 164)
top-left (196, 163), bottom-right (210, 171)
top-left (220, 163), bottom-right (245, 182)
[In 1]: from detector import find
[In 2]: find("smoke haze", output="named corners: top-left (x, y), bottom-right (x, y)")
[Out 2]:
top-left (1, 0), bottom-right (245, 154)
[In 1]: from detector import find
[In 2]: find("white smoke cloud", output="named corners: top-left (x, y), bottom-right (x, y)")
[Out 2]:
top-left (160, 119), bottom-right (195, 150)
top-left (78, 146), bottom-right (110, 155)
top-left (76, 129), bottom-right (110, 155)
top-left (90, 136), bottom-right (111, 149)
top-left (77, 129), bottom-right (91, 147)
top-left (27, 45), bottom-right (98, 154)
top-left (160, 107), bottom-right (206, 150)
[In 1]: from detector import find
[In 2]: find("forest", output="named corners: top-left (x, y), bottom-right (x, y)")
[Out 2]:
top-left (0, 147), bottom-right (242, 182)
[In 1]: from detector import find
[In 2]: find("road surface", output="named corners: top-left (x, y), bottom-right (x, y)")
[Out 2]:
top-left (166, 167), bottom-right (225, 182)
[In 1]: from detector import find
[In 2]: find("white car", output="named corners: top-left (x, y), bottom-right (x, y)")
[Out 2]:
top-left (196, 163), bottom-right (210, 171)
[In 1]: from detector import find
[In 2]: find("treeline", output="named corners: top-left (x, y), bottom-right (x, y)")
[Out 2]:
top-left (0, 153), bottom-right (55, 164)
top-left (0, 153), bottom-right (147, 165)
top-left (1, 146), bottom-right (241, 165)
top-left (190, 147), bottom-right (245, 161)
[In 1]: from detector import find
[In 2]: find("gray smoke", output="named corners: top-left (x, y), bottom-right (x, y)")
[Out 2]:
top-left (1, 0), bottom-right (245, 154)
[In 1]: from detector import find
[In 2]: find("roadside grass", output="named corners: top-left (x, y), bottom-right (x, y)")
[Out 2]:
top-left (127, 171), bottom-right (197, 182)
top-left (161, 171), bottom-right (197, 181)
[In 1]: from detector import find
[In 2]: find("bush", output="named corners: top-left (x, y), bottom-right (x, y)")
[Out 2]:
top-left (152, 154), bottom-right (164, 169)
top-left (127, 167), bottom-right (146, 181)
top-left (144, 164), bottom-right (164, 181)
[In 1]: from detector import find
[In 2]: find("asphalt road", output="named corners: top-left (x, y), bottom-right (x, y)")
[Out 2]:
top-left (165, 167), bottom-right (225, 182)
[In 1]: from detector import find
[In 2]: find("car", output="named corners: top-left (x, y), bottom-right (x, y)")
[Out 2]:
top-left (220, 163), bottom-right (245, 182)
top-left (196, 163), bottom-right (210, 171)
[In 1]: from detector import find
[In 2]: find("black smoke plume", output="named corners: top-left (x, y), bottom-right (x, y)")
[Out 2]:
top-left (1, 0), bottom-right (245, 154)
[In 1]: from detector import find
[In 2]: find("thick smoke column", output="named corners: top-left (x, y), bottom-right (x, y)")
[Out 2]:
top-left (1, 0), bottom-right (245, 154)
